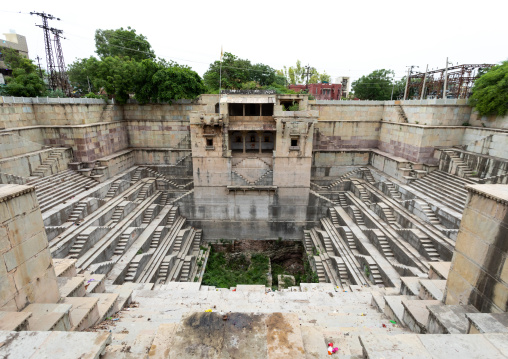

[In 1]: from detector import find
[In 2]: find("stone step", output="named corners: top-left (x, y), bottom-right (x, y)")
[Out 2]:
top-left (22, 303), bottom-right (73, 331)
top-left (57, 276), bottom-right (86, 298)
top-left (0, 311), bottom-right (32, 331)
top-left (401, 299), bottom-right (441, 334)
top-left (60, 296), bottom-right (100, 331)
top-left (88, 292), bottom-right (120, 324)
top-left (359, 333), bottom-right (508, 358)
top-left (427, 304), bottom-right (479, 334)
top-left (0, 330), bottom-right (111, 359)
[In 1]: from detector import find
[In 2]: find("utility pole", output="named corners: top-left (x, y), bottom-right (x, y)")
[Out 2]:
top-left (31, 11), bottom-right (60, 91)
top-left (403, 65), bottom-right (418, 100)
top-left (443, 57), bottom-right (451, 99)
top-left (35, 55), bottom-right (44, 80)
top-left (303, 65), bottom-right (312, 89)
top-left (51, 28), bottom-right (71, 96)
top-left (420, 64), bottom-right (428, 100)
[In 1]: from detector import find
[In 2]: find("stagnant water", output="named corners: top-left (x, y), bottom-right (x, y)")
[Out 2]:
top-left (201, 240), bottom-right (318, 289)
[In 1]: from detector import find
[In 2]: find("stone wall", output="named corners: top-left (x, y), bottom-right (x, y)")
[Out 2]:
top-left (313, 121), bottom-right (380, 150)
top-left (445, 184), bottom-right (508, 313)
top-left (123, 101), bottom-right (206, 149)
top-left (0, 184), bottom-right (60, 310)
top-left (0, 103), bottom-right (121, 128)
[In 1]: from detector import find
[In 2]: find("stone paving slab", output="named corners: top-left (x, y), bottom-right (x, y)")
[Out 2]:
top-left (0, 330), bottom-right (111, 359)
top-left (427, 304), bottom-right (478, 334)
top-left (22, 303), bottom-right (73, 331)
top-left (419, 334), bottom-right (506, 359)
top-left (0, 311), bottom-right (32, 331)
top-left (428, 261), bottom-right (451, 280)
top-left (484, 333), bottom-right (508, 357)
top-left (466, 313), bottom-right (508, 333)
top-left (359, 334), bottom-right (432, 359)
top-left (418, 279), bottom-right (445, 301)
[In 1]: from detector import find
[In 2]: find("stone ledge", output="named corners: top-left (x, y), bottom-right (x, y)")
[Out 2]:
top-left (465, 184), bottom-right (508, 206)
top-left (0, 184), bottom-right (34, 203)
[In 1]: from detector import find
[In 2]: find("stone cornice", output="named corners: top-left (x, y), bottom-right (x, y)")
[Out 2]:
top-left (0, 184), bottom-right (35, 203)
top-left (466, 184), bottom-right (508, 206)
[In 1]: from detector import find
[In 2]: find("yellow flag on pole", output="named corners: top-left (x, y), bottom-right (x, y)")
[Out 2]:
top-left (221, 46), bottom-right (223, 61)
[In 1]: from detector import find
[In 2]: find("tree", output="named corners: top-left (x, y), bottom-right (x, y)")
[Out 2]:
top-left (95, 27), bottom-right (155, 61)
top-left (133, 59), bottom-right (205, 104)
top-left (93, 56), bottom-right (139, 103)
top-left (469, 61), bottom-right (508, 116)
top-left (352, 69), bottom-right (395, 100)
top-left (280, 61), bottom-right (331, 85)
top-left (3, 51), bottom-right (45, 97)
top-left (67, 56), bottom-right (100, 94)
top-left (203, 52), bottom-right (277, 92)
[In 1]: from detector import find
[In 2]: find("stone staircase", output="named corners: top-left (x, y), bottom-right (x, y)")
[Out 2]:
top-left (408, 170), bottom-right (474, 213)
top-left (27, 169), bottom-right (98, 212)
top-left (445, 150), bottom-right (475, 177)
top-left (113, 233), bottom-right (130, 256)
top-left (385, 181), bottom-right (402, 200)
top-left (68, 234), bottom-right (89, 259)
top-left (30, 149), bottom-right (67, 179)
top-left (326, 168), bottom-right (362, 189)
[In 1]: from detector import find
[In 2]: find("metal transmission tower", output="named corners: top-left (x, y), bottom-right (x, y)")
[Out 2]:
top-left (406, 64), bottom-right (494, 100)
top-left (30, 11), bottom-right (60, 91)
top-left (51, 28), bottom-right (71, 95)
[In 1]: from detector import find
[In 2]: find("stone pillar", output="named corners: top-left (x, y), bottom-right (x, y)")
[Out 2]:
top-left (242, 131), bottom-right (246, 154)
top-left (445, 184), bottom-right (508, 313)
top-left (0, 184), bottom-right (60, 311)
top-left (258, 131), bottom-right (262, 154)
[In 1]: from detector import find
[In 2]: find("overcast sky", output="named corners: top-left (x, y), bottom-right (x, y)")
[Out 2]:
top-left (1, 0), bottom-right (506, 84)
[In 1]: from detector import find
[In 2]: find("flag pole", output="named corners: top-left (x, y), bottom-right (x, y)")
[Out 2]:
top-left (219, 46), bottom-right (223, 117)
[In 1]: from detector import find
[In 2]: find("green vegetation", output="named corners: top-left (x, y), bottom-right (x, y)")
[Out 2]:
top-left (469, 61), bottom-right (508, 116)
top-left (278, 60), bottom-right (331, 85)
top-left (202, 246), bottom-right (270, 288)
top-left (94, 27), bottom-right (155, 61)
top-left (352, 69), bottom-right (404, 100)
top-left (1, 48), bottom-right (46, 97)
top-left (67, 27), bottom-right (204, 103)
top-left (203, 52), bottom-right (293, 94)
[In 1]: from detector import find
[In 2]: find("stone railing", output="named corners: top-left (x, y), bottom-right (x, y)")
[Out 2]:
top-left (0, 96), bottom-right (106, 105)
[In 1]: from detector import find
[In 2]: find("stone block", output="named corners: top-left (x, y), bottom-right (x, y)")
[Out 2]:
top-left (3, 231), bottom-right (48, 271)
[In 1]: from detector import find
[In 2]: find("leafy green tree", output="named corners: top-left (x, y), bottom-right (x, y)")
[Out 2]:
top-left (67, 56), bottom-right (100, 94)
top-left (93, 56), bottom-right (139, 103)
top-left (95, 27), bottom-right (155, 61)
top-left (151, 64), bottom-right (205, 103)
top-left (280, 61), bottom-right (331, 85)
top-left (4, 52), bottom-right (45, 97)
top-left (469, 62), bottom-right (508, 116)
top-left (203, 52), bottom-right (251, 91)
top-left (352, 69), bottom-right (395, 100)
top-left (133, 59), bottom-right (205, 104)
top-left (251, 63), bottom-right (276, 87)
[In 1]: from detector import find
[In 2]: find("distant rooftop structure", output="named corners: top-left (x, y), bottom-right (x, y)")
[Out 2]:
top-left (0, 32), bottom-right (29, 75)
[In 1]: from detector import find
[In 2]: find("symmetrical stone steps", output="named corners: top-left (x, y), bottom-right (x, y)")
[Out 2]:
top-left (113, 233), bottom-right (130, 256)
top-left (362, 168), bottom-right (376, 184)
top-left (104, 180), bottom-right (122, 199)
top-left (150, 227), bottom-right (164, 249)
top-left (385, 181), bottom-right (402, 200)
top-left (326, 168), bottom-right (362, 189)
top-left (351, 205), bottom-right (365, 226)
top-left (68, 234), bottom-right (89, 259)
top-left (67, 201), bottom-right (88, 222)
top-left (30, 150), bottom-right (64, 178)
top-left (28, 170), bottom-right (98, 212)
top-left (409, 170), bottom-right (474, 213)
top-left (376, 234), bottom-right (395, 258)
